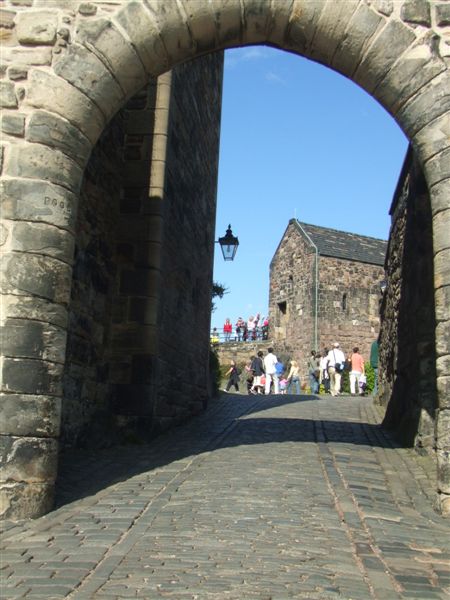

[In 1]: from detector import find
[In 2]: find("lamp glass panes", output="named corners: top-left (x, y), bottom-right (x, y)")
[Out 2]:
top-left (218, 225), bottom-right (239, 261)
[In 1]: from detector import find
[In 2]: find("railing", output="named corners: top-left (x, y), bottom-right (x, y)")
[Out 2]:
top-left (210, 328), bottom-right (269, 344)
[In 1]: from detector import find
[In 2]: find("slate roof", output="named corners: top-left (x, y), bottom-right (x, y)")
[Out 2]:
top-left (293, 219), bottom-right (387, 266)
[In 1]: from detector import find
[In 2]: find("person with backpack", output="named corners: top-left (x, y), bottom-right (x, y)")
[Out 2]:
top-left (326, 342), bottom-right (346, 397)
top-left (264, 347), bottom-right (280, 395)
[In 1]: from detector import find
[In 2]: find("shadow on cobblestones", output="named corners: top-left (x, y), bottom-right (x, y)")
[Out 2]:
top-left (55, 394), bottom-right (399, 510)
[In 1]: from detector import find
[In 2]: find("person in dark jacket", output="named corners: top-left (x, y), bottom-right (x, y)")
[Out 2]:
top-left (250, 350), bottom-right (265, 394)
top-left (224, 359), bottom-right (240, 393)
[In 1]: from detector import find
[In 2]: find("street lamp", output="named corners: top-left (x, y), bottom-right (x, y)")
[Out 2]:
top-left (217, 224), bottom-right (239, 261)
top-left (380, 279), bottom-right (387, 294)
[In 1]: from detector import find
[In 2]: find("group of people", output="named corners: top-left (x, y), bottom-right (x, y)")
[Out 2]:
top-left (310, 340), bottom-right (379, 397)
top-left (224, 339), bottom-right (380, 398)
top-left (224, 347), bottom-right (300, 396)
top-left (224, 315), bottom-right (269, 342)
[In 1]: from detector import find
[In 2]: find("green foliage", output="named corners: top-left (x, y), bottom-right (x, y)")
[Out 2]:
top-left (209, 348), bottom-right (221, 394)
top-left (364, 362), bottom-right (375, 394)
top-left (211, 281), bottom-right (228, 312)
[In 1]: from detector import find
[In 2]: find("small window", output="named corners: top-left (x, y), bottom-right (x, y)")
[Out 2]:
top-left (342, 293), bottom-right (347, 311)
top-left (278, 301), bottom-right (287, 315)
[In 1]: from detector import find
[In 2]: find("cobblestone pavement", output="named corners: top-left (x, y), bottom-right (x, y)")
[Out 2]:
top-left (1, 394), bottom-right (450, 599)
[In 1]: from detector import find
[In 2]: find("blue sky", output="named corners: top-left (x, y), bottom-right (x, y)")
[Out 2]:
top-left (211, 46), bottom-right (408, 332)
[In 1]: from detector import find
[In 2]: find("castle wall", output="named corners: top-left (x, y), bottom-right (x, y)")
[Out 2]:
top-left (379, 150), bottom-right (438, 456)
top-left (61, 54), bottom-right (224, 448)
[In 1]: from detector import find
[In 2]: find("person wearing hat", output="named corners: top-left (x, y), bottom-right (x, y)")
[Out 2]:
top-left (326, 342), bottom-right (346, 396)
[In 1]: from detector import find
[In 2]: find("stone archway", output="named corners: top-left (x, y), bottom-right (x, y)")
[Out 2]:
top-left (1, 0), bottom-right (449, 518)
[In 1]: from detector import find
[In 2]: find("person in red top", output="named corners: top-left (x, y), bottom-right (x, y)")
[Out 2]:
top-left (350, 347), bottom-right (365, 395)
top-left (223, 318), bottom-right (232, 342)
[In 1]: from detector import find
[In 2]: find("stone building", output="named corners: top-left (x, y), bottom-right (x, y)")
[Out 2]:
top-left (269, 220), bottom-right (387, 377)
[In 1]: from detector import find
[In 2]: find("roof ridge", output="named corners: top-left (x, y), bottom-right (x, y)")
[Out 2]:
top-left (296, 219), bottom-right (387, 243)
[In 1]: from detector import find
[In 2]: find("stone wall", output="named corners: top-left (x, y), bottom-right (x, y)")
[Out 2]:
top-left (378, 149), bottom-right (438, 456)
top-left (154, 54), bottom-right (224, 431)
top-left (318, 256), bottom-right (382, 359)
top-left (61, 101), bottom-right (125, 448)
top-left (270, 224), bottom-right (316, 374)
top-left (270, 222), bottom-right (384, 381)
top-left (60, 53), bottom-right (224, 449)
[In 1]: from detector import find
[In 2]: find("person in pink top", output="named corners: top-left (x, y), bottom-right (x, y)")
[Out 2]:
top-left (350, 347), bottom-right (365, 395)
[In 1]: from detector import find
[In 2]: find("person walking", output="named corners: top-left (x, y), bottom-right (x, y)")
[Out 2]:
top-left (349, 347), bottom-right (365, 395)
top-left (308, 350), bottom-right (320, 394)
top-left (286, 359), bottom-right (301, 394)
top-left (224, 359), bottom-right (240, 393)
top-left (320, 348), bottom-right (330, 394)
top-left (264, 347), bottom-right (279, 395)
top-left (327, 342), bottom-right (346, 397)
top-left (370, 338), bottom-right (379, 395)
top-left (250, 351), bottom-right (265, 394)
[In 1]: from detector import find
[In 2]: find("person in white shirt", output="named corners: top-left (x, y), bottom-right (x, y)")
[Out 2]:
top-left (264, 347), bottom-right (279, 395)
top-left (326, 342), bottom-right (346, 397)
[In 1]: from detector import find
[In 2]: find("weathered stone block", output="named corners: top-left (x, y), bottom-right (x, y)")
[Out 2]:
top-left (0, 394), bottom-right (61, 437)
top-left (0, 481), bottom-right (54, 521)
top-left (437, 375), bottom-right (450, 409)
top-left (400, 0), bottom-right (431, 26)
top-left (305, 0), bottom-right (361, 67)
top-left (1, 295), bottom-right (68, 330)
top-left (1, 318), bottom-right (67, 364)
top-left (426, 147), bottom-right (450, 189)
top-left (436, 3), bottom-right (450, 27)
top-left (114, 0), bottom-right (169, 76)
top-left (2, 358), bottom-right (63, 396)
top-left (434, 248), bottom-right (450, 289)
top-left (0, 80), bottom-right (17, 108)
top-left (0, 112), bottom-right (25, 137)
top-left (398, 71), bottom-right (450, 138)
top-left (375, 36), bottom-right (446, 114)
top-left (26, 110), bottom-right (92, 166)
top-left (25, 69), bottom-right (105, 145)
top-left (0, 178), bottom-right (78, 232)
top-left (2, 45), bottom-right (52, 65)
top-left (435, 285), bottom-right (450, 323)
top-left (332, 3), bottom-right (383, 78)
top-left (75, 17), bottom-right (148, 98)
top-left (78, 2), bottom-right (97, 16)
top-left (53, 43), bottom-right (125, 121)
top-left (373, 1), bottom-right (393, 17)
top-left (6, 143), bottom-right (83, 194)
top-left (436, 355), bottom-right (450, 380)
top-left (10, 220), bottom-right (74, 263)
top-left (7, 66), bottom-right (27, 80)
top-left (354, 20), bottom-right (416, 94)
top-left (0, 9), bottom-right (16, 29)
top-left (0, 435), bottom-right (58, 482)
top-left (0, 252), bottom-right (72, 305)
top-left (16, 10), bottom-right (57, 45)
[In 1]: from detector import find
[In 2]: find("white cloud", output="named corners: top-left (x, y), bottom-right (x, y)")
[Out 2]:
top-left (225, 46), bottom-right (269, 68)
top-left (265, 71), bottom-right (286, 85)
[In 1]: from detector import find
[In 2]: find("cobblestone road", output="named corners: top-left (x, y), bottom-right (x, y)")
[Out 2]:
top-left (1, 394), bottom-right (450, 599)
